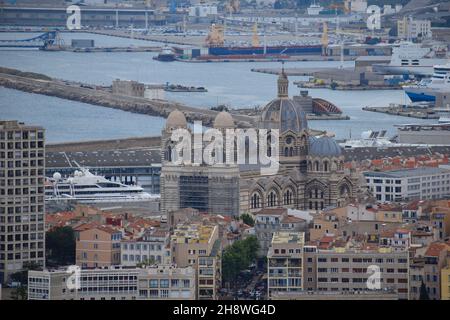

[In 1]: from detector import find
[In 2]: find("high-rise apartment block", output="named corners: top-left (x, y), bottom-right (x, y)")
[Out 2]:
top-left (0, 120), bottom-right (45, 283)
top-left (170, 222), bottom-right (222, 299)
top-left (267, 232), bottom-right (305, 297)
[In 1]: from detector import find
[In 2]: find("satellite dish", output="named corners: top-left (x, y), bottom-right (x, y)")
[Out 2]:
top-left (53, 172), bottom-right (61, 180)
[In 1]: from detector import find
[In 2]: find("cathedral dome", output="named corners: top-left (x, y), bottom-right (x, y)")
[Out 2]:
top-left (309, 136), bottom-right (342, 157)
top-left (214, 111), bottom-right (234, 129)
top-left (259, 68), bottom-right (308, 133)
top-left (260, 98), bottom-right (308, 133)
top-left (166, 109), bottom-right (187, 129)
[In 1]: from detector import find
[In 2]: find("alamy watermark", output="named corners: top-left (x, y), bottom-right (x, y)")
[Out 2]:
top-left (66, 5), bottom-right (81, 30)
top-left (66, 265), bottom-right (81, 290)
top-left (169, 121), bottom-right (280, 175)
top-left (366, 5), bottom-right (382, 31)
top-left (366, 265), bottom-right (381, 290)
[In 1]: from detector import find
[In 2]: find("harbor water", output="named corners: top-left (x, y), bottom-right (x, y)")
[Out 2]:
top-left (0, 32), bottom-right (436, 143)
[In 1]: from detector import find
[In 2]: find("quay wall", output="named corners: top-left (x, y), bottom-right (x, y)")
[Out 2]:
top-left (0, 70), bottom-right (255, 129)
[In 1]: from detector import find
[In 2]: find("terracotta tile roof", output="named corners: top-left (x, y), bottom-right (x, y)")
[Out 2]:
top-left (425, 242), bottom-right (448, 257)
top-left (281, 215), bottom-right (305, 223)
top-left (256, 208), bottom-right (287, 216)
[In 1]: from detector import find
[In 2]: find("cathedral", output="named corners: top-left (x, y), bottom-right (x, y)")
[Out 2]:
top-left (160, 70), bottom-right (358, 216)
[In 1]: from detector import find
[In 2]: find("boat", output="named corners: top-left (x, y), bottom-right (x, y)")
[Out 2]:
top-left (164, 84), bottom-right (207, 92)
top-left (340, 130), bottom-right (397, 149)
top-left (307, 1), bottom-right (323, 15)
top-left (153, 45), bottom-right (176, 62)
top-left (373, 42), bottom-right (449, 76)
top-left (45, 167), bottom-right (156, 204)
top-left (403, 63), bottom-right (450, 102)
top-left (207, 44), bottom-right (322, 57)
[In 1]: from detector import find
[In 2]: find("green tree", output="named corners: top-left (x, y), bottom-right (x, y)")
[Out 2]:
top-left (240, 213), bottom-right (255, 227)
top-left (46, 226), bottom-right (76, 266)
top-left (9, 261), bottom-right (41, 300)
top-left (10, 285), bottom-right (28, 300)
top-left (222, 236), bottom-right (259, 288)
top-left (419, 281), bottom-right (430, 300)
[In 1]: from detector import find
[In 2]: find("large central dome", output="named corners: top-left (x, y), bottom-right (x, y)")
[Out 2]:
top-left (259, 69), bottom-right (308, 133)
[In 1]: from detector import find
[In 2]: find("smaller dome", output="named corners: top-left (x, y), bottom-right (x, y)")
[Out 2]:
top-left (214, 111), bottom-right (234, 129)
top-left (309, 136), bottom-right (342, 157)
top-left (166, 109), bottom-right (187, 129)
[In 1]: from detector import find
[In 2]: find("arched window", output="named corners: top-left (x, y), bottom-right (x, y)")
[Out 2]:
top-left (251, 193), bottom-right (261, 209)
top-left (267, 190), bottom-right (278, 207)
top-left (284, 147), bottom-right (289, 157)
top-left (283, 189), bottom-right (294, 205)
top-left (324, 161), bottom-right (329, 172)
top-left (289, 147), bottom-right (294, 156)
top-left (314, 161), bottom-right (320, 171)
top-left (167, 145), bottom-right (172, 162)
top-left (308, 161), bottom-right (312, 171)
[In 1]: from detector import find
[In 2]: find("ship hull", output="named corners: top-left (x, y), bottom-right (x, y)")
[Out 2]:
top-left (154, 54), bottom-right (176, 62)
top-left (208, 45), bottom-right (322, 56)
top-left (404, 88), bottom-right (437, 102)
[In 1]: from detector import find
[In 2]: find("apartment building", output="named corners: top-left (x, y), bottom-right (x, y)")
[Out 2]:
top-left (313, 247), bottom-right (410, 299)
top-left (267, 232), bottom-right (305, 298)
top-left (170, 222), bottom-right (222, 299)
top-left (364, 167), bottom-right (450, 202)
top-left (398, 17), bottom-right (432, 40)
top-left (28, 265), bottom-right (196, 300)
top-left (441, 264), bottom-right (450, 300)
top-left (255, 208), bottom-right (307, 256)
top-left (121, 228), bottom-right (171, 266)
top-left (76, 226), bottom-right (122, 268)
top-left (0, 120), bottom-right (46, 283)
top-left (423, 242), bottom-right (448, 300)
top-left (409, 242), bottom-right (448, 300)
top-left (430, 204), bottom-right (450, 240)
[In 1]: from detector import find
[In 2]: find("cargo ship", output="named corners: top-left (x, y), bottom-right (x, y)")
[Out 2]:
top-left (207, 44), bottom-right (323, 57)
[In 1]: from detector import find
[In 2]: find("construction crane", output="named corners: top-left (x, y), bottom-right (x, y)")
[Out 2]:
top-left (228, 0), bottom-right (240, 14)
top-left (328, 2), bottom-right (350, 14)
top-left (205, 24), bottom-right (225, 47)
top-left (321, 22), bottom-right (328, 55)
top-left (252, 22), bottom-right (259, 47)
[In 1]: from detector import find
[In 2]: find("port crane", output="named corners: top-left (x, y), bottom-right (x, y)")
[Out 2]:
top-left (0, 31), bottom-right (60, 48)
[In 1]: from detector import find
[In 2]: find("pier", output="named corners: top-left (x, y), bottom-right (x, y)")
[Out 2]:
top-left (362, 105), bottom-right (440, 119)
top-left (0, 67), bottom-right (255, 128)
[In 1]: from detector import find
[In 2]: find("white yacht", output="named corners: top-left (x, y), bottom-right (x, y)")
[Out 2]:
top-left (403, 63), bottom-right (450, 102)
top-left (340, 130), bottom-right (397, 149)
top-left (373, 42), bottom-right (449, 76)
top-left (45, 167), bottom-right (156, 204)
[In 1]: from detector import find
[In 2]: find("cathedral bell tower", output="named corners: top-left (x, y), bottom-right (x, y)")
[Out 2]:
top-left (277, 64), bottom-right (289, 98)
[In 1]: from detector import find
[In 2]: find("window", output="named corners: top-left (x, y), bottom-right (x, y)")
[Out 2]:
top-left (149, 280), bottom-right (158, 288)
top-left (160, 279), bottom-right (169, 288)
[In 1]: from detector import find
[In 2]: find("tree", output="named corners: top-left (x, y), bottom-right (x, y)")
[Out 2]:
top-left (419, 281), bottom-right (430, 300)
top-left (46, 226), bottom-right (76, 266)
top-left (222, 236), bottom-right (259, 288)
top-left (10, 285), bottom-right (27, 300)
top-left (240, 213), bottom-right (255, 227)
top-left (9, 261), bottom-right (41, 300)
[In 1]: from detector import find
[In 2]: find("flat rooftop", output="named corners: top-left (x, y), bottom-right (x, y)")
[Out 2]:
top-left (272, 232), bottom-right (305, 245)
top-left (364, 167), bottom-right (450, 178)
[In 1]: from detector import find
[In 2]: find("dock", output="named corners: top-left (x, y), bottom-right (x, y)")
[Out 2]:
top-left (362, 105), bottom-right (440, 119)
top-left (0, 67), bottom-right (254, 128)
top-left (42, 45), bottom-right (162, 53)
